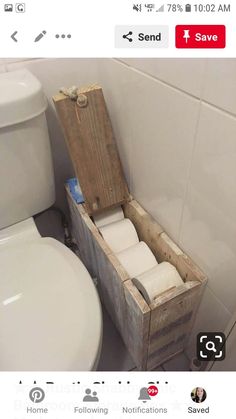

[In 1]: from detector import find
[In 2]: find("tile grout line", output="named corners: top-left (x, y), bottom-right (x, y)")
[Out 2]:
top-left (204, 284), bottom-right (233, 317)
top-left (113, 58), bottom-right (236, 120)
top-left (3, 57), bottom-right (236, 119)
top-left (177, 101), bottom-right (202, 244)
top-left (113, 58), bottom-right (202, 101)
top-left (176, 58), bottom-right (209, 243)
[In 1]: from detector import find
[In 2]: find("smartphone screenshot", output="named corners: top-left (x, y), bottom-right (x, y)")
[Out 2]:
top-left (0, 1), bottom-right (235, 417)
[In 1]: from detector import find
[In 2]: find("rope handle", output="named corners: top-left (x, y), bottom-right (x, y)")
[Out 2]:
top-left (60, 86), bottom-right (88, 108)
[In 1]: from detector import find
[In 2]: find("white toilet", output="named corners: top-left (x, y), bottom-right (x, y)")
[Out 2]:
top-left (0, 69), bottom-right (102, 371)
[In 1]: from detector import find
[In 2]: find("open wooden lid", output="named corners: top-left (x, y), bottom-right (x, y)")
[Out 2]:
top-left (53, 85), bottom-right (129, 214)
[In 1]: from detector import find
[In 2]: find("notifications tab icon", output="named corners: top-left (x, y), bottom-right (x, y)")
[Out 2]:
top-left (176, 25), bottom-right (226, 48)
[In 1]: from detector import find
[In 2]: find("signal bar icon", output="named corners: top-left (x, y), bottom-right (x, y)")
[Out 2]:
top-left (156, 5), bottom-right (165, 13)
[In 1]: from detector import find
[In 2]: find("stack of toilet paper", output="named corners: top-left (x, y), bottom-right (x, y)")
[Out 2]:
top-left (93, 207), bottom-right (183, 304)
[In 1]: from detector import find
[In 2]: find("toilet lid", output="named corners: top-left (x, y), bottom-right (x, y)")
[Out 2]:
top-left (0, 238), bottom-right (102, 371)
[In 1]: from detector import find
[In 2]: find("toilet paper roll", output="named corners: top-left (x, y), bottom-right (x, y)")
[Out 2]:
top-left (116, 241), bottom-right (158, 278)
top-left (100, 219), bottom-right (139, 253)
top-left (93, 206), bottom-right (124, 228)
top-left (133, 262), bottom-right (183, 304)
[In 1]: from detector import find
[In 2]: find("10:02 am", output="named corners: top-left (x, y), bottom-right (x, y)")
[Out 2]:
top-left (193, 4), bottom-right (231, 12)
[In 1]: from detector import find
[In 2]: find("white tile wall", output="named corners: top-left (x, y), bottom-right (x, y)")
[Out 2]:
top-left (180, 104), bottom-right (236, 314)
top-left (97, 59), bottom-right (200, 241)
top-left (120, 59), bottom-right (207, 98)
top-left (185, 287), bottom-right (231, 360)
top-left (1, 57), bottom-right (236, 366)
top-left (99, 59), bottom-right (236, 362)
top-left (0, 58), bottom-right (34, 65)
top-left (202, 59), bottom-right (236, 116)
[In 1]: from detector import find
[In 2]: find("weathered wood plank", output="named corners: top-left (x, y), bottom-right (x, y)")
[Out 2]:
top-left (66, 188), bottom-right (98, 277)
top-left (54, 86), bottom-right (129, 214)
top-left (124, 280), bottom-right (150, 370)
top-left (147, 283), bottom-right (205, 369)
top-left (123, 200), bottom-right (164, 253)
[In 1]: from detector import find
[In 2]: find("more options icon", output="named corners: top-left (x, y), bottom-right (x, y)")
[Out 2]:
top-left (197, 332), bottom-right (226, 361)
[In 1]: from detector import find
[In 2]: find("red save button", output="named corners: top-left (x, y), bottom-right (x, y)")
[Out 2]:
top-left (176, 25), bottom-right (226, 48)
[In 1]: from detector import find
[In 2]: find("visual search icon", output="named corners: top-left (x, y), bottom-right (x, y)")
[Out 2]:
top-left (197, 332), bottom-right (226, 361)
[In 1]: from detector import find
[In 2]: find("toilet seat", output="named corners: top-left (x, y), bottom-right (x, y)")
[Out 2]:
top-left (0, 236), bottom-right (102, 371)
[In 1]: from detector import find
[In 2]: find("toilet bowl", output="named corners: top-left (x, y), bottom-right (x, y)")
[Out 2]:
top-left (0, 218), bottom-right (102, 371)
top-left (0, 69), bottom-right (103, 370)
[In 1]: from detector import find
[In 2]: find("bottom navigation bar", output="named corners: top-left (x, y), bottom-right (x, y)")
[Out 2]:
top-left (0, 371), bottom-right (234, 418)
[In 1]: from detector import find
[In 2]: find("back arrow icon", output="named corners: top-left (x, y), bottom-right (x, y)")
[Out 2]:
top-left (11, 31), bottom-right (18, 42)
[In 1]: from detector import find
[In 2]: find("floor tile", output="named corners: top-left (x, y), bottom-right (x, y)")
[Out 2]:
top-left (162, 352), bottom-right (190, 371)
top-left (151, 365), bottom-right (165, 371)
top-left (34, 209), bottom-right (65, 243)
top-left (97, 306), bottom-right (136, 371)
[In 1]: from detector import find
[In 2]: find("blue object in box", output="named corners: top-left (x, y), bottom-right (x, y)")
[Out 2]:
top-left (66, 178), bottom-right (84, 204)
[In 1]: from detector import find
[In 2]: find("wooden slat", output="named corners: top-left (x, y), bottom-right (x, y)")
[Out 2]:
top-left (54, 87), bottom-right (129, 214)
top-left (123, 200), bottom-right (164, 253)
top-left (147, 283), bottom-right (205, 369)
top-left (66, 188), bottom-right (98, 277)
top-left (177, 253), bottom-right (207, 283)
top-left (93, 241), bottom-right (130, 331)
top-left (124, 280), bottom-right (150, 370)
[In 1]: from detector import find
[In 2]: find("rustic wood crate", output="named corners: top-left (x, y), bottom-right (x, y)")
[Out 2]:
top-left (66, 186), bottom-right (207, 370)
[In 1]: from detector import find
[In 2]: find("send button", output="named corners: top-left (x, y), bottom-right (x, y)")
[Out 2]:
top-left (115, 26), bottom-right (169, 48)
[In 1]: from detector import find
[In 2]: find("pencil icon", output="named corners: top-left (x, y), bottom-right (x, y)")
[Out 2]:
top-left (34, 30), bottom-right (47, 42)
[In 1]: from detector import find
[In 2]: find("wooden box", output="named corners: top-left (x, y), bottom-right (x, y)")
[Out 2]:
top-left (66, 187), bottom-right (207, 370)
top-left (53, 85), bottom-right (207, 370)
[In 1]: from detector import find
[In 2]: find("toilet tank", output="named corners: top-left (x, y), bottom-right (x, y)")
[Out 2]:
top-left (0, 69), bottom-right (55, 229)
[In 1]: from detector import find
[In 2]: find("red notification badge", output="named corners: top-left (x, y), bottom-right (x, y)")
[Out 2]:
top-left (147, 385), bottom-right (158, 397)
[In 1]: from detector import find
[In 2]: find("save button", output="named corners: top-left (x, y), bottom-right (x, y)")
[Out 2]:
top-left (175, 25), bottom-right (226, 48)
